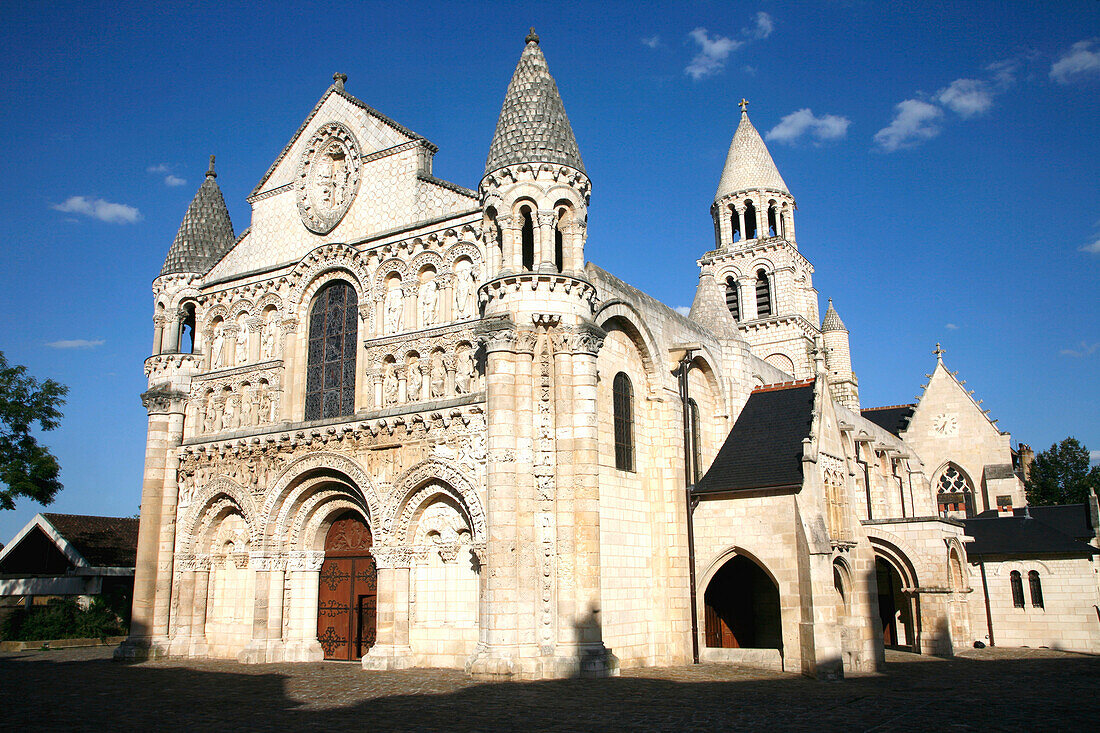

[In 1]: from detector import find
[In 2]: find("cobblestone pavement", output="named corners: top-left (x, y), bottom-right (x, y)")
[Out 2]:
top-left (3, 646), bottom-right (1098, 731)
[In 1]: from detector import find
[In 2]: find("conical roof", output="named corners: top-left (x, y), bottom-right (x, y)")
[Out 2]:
top-left (688, 271), bottom-right (739, 334)
top-left (485, 29), bottom-right (584, 177)
top-left (715, 108), bottom-right (789, 202)
top-left (161, 156), bottom-right (235, 276)
top-left (822, 299), bottom-right (846, 332)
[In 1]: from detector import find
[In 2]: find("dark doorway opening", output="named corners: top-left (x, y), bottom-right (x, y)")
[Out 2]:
top-left (876, 557), bottom-right (914, 650)
top-left (703, 555), bottom-right (782, 650)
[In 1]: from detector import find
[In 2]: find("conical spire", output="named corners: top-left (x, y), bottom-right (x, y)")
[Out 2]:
top-left (688, 270), bottom-right (739, 334)
top-left (485, 29), bottom-right (585, 176)
top-left (715, 104), bottom-right (789, 202)
top-left (821, 298), bottom-right (846, 332)
top-left (161, 155), bottom-right (236, 276)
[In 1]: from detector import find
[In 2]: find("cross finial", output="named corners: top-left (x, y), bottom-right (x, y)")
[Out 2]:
top-left (206, 154), bottom-right (216, 179)
top-left (933, 342), bottom-right (945, 361)
top-left (739, 98), bottom-right (749, 113)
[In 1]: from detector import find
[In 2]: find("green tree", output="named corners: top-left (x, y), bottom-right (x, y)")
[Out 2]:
top-left (1024, 437), bottom-right (1100, 506)
top-left (0, 351), bottom-right (68, 510)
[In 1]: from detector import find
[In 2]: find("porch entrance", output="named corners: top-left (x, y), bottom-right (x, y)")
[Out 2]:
top-left (317, 512), bottom-right (377, 661)
top-left (876, 557), bottom-right (913, 649)
top-left (704, 555), bottom-right (782, 650)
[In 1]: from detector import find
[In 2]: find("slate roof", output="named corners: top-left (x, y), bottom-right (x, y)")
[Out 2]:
top-left (694, 380), bottom-right (815, 495)
top-left (485, 30), bottom-right (585, 177)
top-left (688, 271), bottom-right (739, 334)
top-left (975, 504), bottom-right (1095, 541)
top-left (42, 513), bottom-right (139, 568)
top-left (821, 299), bottom-right (846, 332)
top-left (715, 109), bottom-right (790, 202)
top-left (964, 513), bottom-right (1098, 557)
top-left (161, 157), bottom-right (236, 276)
top-left (860, 404), bottom-right (915, 436)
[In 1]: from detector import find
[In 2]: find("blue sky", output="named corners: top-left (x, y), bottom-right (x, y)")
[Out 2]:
top-left (1, 1), bottom-right (1098, 541)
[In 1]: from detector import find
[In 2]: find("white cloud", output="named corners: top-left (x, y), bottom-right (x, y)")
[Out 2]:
top-left (873, 99), bottom-right (943, 152)
top-left (51, 196), bottom-right (141, 224)
top-left (1060, 341), bottom-right (1100, 357)
top-left (936, 78), bottom-right (994, 118)
top-left (164, 174), bottom-right (187, 187)
top-left (945, 323), bottom-right (959, 330)
top-left (685, 28), bottom-right (742, 80)
top-left (765, 108), bottom-right (850, 145)
top-left (674, 306), bottom-right (692, 317)
top-left (985, 58), bottom-right (1020, 89)
top-left (146, 164), bottom-right (170, 174)
top-left (641, 35), bottom-right (661, 49)
top-left (1080, 237), bottom-right (1100, 254)
top-left (46, 339), bottom-right (105, 349)
top-left (745, 11), bottom-right (773, 40)
top-left (1090, 450), bottom-right (1100, 465)
top-left (1051, 39), bottom-right (1100, 84)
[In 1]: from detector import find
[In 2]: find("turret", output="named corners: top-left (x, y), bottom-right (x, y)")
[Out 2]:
top-left (821, 299), bottom-right (859, 410)
top-left (152, 156), bottom-right (235, 357)
top-left (478, 29), bottom-right (594, 324)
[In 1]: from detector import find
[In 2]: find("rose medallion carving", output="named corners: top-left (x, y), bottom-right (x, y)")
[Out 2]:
top-left (297, 122), bottom-right (362, 234)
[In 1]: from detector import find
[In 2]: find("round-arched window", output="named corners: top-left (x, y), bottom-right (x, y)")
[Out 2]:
top-left (305, 280), bottom-right (358, 420)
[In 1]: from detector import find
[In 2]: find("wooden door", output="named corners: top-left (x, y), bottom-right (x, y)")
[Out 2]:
top-left (317, 513), bottom-right (376, 661)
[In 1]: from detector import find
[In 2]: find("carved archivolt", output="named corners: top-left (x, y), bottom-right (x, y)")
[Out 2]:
top-left (409, 250), bottom-right (444, 275)
top-left (294, 494), bottom-right (369, 553)
top-left (375, 257), bottom-right (410, 290)
top-left (287, 243), bottom-right (371, 311)
top-left (386, 458), bottom-right (486, 545)
top-left (262, 451), bottom-right (382, 534)
top-left (182, 477), bottom-right (258, 554)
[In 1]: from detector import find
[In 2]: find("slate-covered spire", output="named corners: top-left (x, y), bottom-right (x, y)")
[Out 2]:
top-left (160, 155), bottom-right (235, 276)
top-left (484, 29), bottom-right (585, 177)
top-left (715, 105), bottom-right (789, 202)
top-left (821, 298), bottom-right (846, 332)
top-left (688, 270), bottom-right (739, 334)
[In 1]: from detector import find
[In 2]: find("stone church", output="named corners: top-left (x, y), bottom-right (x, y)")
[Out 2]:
top-left (117, 31), bottom-right (1100, 678)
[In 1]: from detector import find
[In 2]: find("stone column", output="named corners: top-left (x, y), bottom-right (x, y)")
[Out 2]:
top-left (247, 317), bottom-right (263, 363)
top-left (717, 205), bottom-right (732, 246)
top-left (537, 210), bottom-right (556, 272)
top-left (283, 551), bottom-right (324, 661)
top-left (279, 318), bottom-right (299, 422)
top-left (190, 561), bottom-right (210, 656)
top-left (484, 225), bottom-right (500, 277)
top-left (223, 323), bottom-right (240, 368)
top-left (169, 565), bottom-right (195, 656)
top-left (499, 214), bottom-right (520, 274)
top-left (755, 194), bottom-right (768, 240)
top-left (737, 205), bottom-right (747, 243)
top-left (115, 387), bottom-right (188, 661)
top-left (404, 285), bottom-right (416, 333)
top-left (362, 548), bottom-right (414, 670)
top-left (739, 277), bottom-right (758, 321)
top-left (570, 221), bottom-right (587, 274)
top-left (784, 207), bottom-right (796, 243)
top-left (467, 318), bottom-right (520, 678)
top-left (153, 314), bottom-right (167, 356)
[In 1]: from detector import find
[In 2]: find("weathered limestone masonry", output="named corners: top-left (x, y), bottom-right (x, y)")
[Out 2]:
top-left (119, 31), bottom-right (1084, 678)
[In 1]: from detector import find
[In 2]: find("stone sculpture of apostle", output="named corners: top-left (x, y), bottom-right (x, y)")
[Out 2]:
top-left (384, 285), bottom-right (403, 334)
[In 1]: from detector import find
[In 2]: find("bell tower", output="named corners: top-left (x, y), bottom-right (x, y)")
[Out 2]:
top-left (698, 101), bottom-right (820, 378)
top-left (469, 29), bottom-right (615, 679)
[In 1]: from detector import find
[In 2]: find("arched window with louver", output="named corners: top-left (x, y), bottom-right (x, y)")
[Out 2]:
top-left (725, 277), bottom-right (740, 321)
top-left (305, 280), bottom-right (358, 421)
top-left (755, 269), bottom-right (772, 317)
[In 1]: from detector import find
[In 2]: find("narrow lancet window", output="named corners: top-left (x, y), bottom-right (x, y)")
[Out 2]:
top-left (1010, 570), bottom-right (1025, 609)
top-left (1028, 570), bottom-right (1044, 609)
top-left (613, 372), bottom-right (635, 472)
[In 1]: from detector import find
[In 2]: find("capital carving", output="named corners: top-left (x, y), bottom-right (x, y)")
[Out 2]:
top-left (565, 322), bottom-right (607, 355)
top-left (537, 210), bottom-right (557, 228)
top-left (475, 315), bottom-right (518, 353)
top-left (141, 385), bottom-right (189, 416)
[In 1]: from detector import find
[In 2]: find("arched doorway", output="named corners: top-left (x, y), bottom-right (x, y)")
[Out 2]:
top-left (704, 555), bottom-right (782, 650)
top-left (876, 557), bottom-right (914, 650)
top-left (317, 512), bottom-right (377, 660)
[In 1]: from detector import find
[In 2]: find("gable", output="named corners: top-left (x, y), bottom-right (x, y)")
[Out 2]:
top-left (0, 526), bottom-right (74, 575)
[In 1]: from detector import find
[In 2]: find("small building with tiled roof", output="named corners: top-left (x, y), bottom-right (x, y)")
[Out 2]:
top-left (0, 513), bottom-right (139, 606)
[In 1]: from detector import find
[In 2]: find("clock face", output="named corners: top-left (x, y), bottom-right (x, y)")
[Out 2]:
top-left (933, 413), bottom-right (959, 437)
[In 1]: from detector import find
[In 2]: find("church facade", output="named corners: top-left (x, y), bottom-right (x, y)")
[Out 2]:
top-left (117, 32), bottom-right (1099, 678)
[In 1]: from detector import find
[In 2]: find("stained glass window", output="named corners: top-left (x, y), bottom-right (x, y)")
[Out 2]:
top-left (613, 372), bottom-right (634, 472)
top-left (305, 281), bottom-right (358, 421)
top-left (936, 464), bottom-right (975, 517)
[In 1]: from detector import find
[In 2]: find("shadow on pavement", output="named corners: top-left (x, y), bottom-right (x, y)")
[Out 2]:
top-left (3, 648), bottom-right (1099, 731)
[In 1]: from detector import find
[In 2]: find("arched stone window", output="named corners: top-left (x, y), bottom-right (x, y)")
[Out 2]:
top-left (305, 280), bottom-right (358, 421)
top-left (613, 372), bottom-right (634, 472)
top-left (744, 200), bottom-right (758, 239)
top-left (519, 205), bottom-right (535, 271)
top-left (178, 302), bottom-right (197, 354)
top-left (688, 398), bottom-right (702, 484)
top-left (1009, 570), bottom-right (1025, 609)
top-left (936, 464), bottom-right (975, 517)
top-left (755, 269), bottom-right (772, 317)
top-left (767, 201), bottom-right (778, 237)
top-left (1028, 570), bottom-right (1044, 609)
top-left (725, 277), bottom-right (740, 321)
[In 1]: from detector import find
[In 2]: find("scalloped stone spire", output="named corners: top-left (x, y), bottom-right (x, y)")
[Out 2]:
top-left (715, 108), bottom-right (789, 202)
top-left (161, 156), bottom-right (235, 276)
top-left (484, 30), bottom-right (585, 177)
top-left (822, 298), bottom-right (846, 332)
